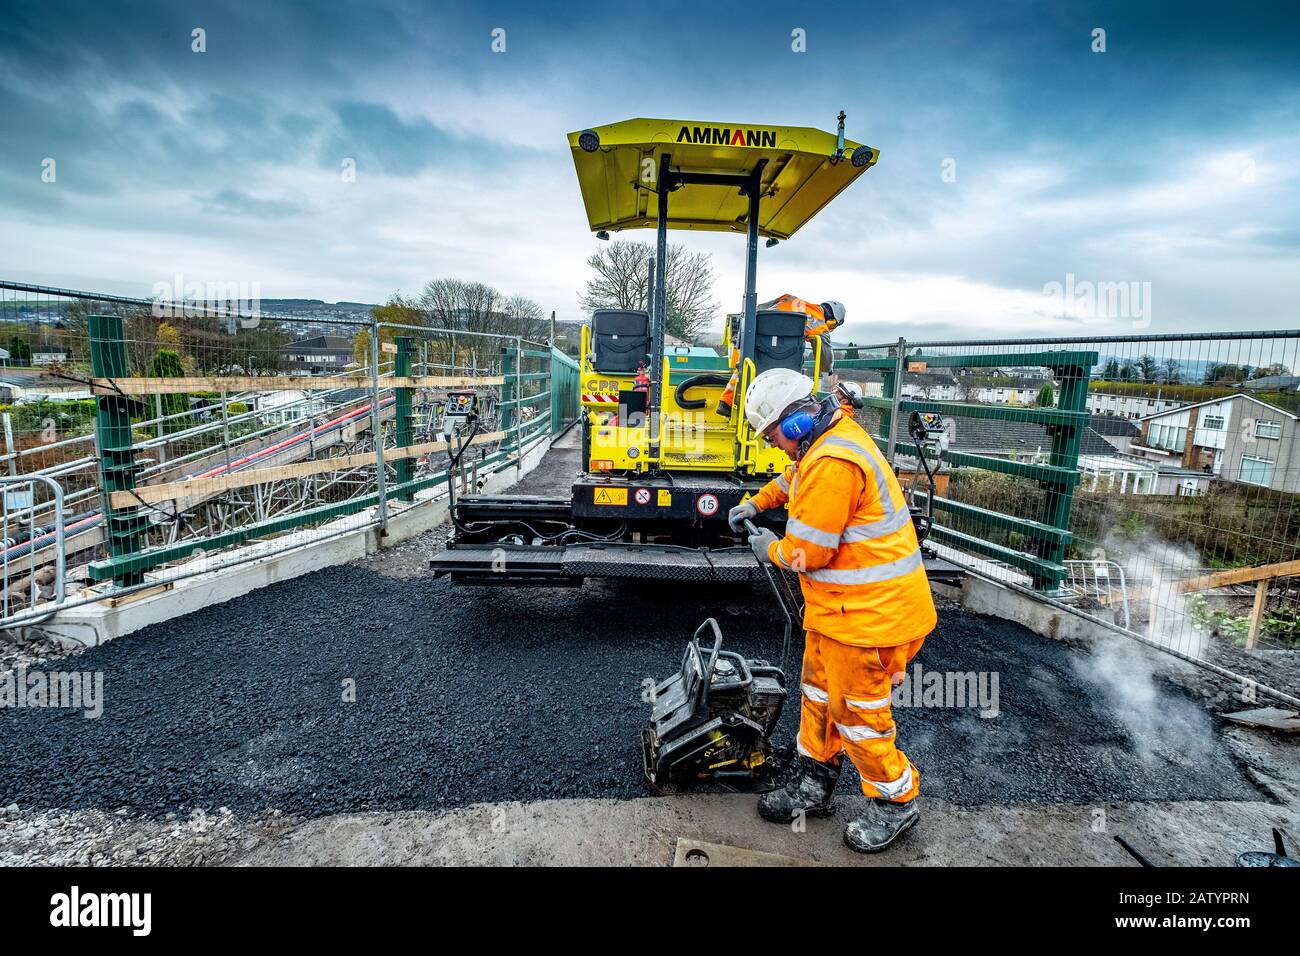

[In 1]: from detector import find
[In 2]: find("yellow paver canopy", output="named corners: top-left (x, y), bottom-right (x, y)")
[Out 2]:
top-left (568, 118), bottom-right (877, 241)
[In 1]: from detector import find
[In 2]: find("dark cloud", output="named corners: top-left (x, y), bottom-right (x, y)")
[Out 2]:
top-left (318, 101), bottom-right (449, 176)
top-left (0, 0), bottom-right (1296, 329)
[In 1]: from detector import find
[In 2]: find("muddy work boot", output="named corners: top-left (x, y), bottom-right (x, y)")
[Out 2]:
top-left (757, 754), bottom-right (840, 823)
top-left (844, 798), bottom-right (920, 853)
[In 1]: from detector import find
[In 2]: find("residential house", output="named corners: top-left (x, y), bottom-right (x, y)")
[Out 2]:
top-left (254, 389), bottom-right (328, 424)
top-left (1086, 388), bottom-right (1185, 420)
top-left (1133, 394), bottom-right (1299, 493)
top-left (967, 374), bottom-right (1057, 406)
top-left (280, 335), bottom-right (354, 375)
top-left (933, 416), bottom-right (1215, 495)
top-left (840, 371), bottom-right (885, 399)
top-left (0, 372), bottom-right (94, 404)
top-left (900, 372), bottom-right (961, 401)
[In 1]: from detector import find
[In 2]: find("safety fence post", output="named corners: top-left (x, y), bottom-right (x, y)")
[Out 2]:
top-left (884, 336), bottom-right (906, 462)
top-left (394, 335), bottom-right (415, 502)
top-left (88, 314), bottom-right (148, 587)
top-left (501, 343), bottom-right (516, 457)
top-left (1038, 355), bottom-right (1093, 592)
top-left (369, 320), bottom-right (388, 532)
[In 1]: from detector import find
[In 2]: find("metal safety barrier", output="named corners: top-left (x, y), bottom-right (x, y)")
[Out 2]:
top-left (0, 280), bottom-right (581, 625)
top-left (1, 474), bottom-right (66, 625)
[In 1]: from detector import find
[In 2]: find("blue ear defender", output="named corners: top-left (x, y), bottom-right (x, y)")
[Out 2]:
top-left (780, 410), bottom-right (816, 441)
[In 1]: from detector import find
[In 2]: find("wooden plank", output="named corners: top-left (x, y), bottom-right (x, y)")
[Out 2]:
top-left (1247, 579), bottom-right (1269, 651)
top-left (1221, 708), bottom-right (1300, 733)
top-left (103, 582), bottom-right (173, 608)
top-left (108, 431), bottom-right (506, 508)
top-left (91, 375), bottom-right (504, 395)
top-left (1174, 559), bottom-right (1300, 594)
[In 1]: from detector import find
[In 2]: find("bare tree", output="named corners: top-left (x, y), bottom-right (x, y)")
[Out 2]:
top-left (502, 294), bottom-right (548, 340)
top-left (579, 239), bottom-right (717, 342)
top-left (578, 241), bottom-right (651, 313)
top-left (413, 279), bottom-right (548, 370)
top-left (417, 278), bottom-right (462, 328)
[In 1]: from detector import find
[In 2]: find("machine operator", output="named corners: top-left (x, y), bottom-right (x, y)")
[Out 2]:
top-left (717, 295), bottom-right (844, 417)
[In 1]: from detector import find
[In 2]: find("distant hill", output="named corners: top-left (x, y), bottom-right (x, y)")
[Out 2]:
top-left (261, 299), bottom-right (379, 311)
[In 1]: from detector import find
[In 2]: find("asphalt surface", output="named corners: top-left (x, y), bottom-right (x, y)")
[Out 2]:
top-left (0, 433), bottom-right (1262, 816)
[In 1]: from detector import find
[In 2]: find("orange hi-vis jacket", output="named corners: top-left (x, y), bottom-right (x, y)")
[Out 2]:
top-left (720, 294), bottom-right (840, 410)
top-left (749, 411), bottom-right (937, 647)
top-left (760, 293), bottom-right (839, 336)
top-left (727, 295), bottom-right (839, 368)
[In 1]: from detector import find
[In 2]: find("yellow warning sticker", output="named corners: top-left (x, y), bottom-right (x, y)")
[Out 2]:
top-left (593, 487), bottom-right (628, 506)
top-left (657, 489), bottom-right (672, 507)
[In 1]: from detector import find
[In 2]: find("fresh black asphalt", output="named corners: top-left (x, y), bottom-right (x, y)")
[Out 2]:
top-left (0, 438), bottom-right (1261, 816)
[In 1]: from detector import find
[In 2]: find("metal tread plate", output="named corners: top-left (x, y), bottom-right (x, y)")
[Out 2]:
top-left (432, 543), bottom-right (964, 586)
top-left (429, 544), bottom-right (567, 576)
top-left (560, 544), bottom-right (764, 582)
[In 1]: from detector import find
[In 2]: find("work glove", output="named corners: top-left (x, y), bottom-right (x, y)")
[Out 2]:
top-left (728, 500), bottom-right (759, 533)
top-left (748, 528), bottom-right (779, 564)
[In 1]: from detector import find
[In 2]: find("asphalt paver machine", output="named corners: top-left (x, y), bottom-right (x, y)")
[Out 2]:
top-left (429, 114), bottom-right (879, 588)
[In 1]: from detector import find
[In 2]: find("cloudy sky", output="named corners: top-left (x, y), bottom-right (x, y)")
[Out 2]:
top-left (2, 1), bottom-right (1298, 343)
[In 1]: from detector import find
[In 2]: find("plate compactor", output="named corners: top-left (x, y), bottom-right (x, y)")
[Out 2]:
top-left (642, 519), bottom-right (805, 793)
top-left (642, 618), bottom-right (790, 794)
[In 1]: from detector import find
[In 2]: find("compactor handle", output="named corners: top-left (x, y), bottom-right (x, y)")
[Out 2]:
top-left (691, 618), bottom-right (724, 708)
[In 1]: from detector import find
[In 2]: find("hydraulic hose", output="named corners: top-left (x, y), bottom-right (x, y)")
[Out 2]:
top-left (673, 373), bottom-right (731, 410)
top-left (446, 415), bottom-right (483, 535)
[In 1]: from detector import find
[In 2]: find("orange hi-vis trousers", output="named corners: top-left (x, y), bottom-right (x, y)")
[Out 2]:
top-left (797, 629), bottom-right (925, 803)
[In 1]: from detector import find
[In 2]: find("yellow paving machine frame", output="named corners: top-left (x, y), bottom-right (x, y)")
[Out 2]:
top-left (430, 113), bottom-right (879, 586)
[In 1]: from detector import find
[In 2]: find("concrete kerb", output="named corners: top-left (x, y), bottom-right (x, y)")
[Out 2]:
top-left (33, 435), bottom-right (554, 647)
top-left (934, 575), bottom-right (1103, 645)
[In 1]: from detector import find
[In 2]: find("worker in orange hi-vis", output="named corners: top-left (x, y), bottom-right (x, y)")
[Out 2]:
top-left (726, 368), bottom-right (937, 853)
top-left (716, 295), bottom-right (844, 417)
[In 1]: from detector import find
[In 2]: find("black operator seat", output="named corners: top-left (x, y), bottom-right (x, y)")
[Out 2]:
top-left (591, 309), bottom-right (651, 374)
top-left (753, 310), bottom-right (807, 374)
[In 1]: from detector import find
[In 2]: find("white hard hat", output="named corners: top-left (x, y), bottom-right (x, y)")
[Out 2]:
top-left (744, 368), bottom-right (815, 434)
top-left (820, 301), bottom-right (846, 326)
